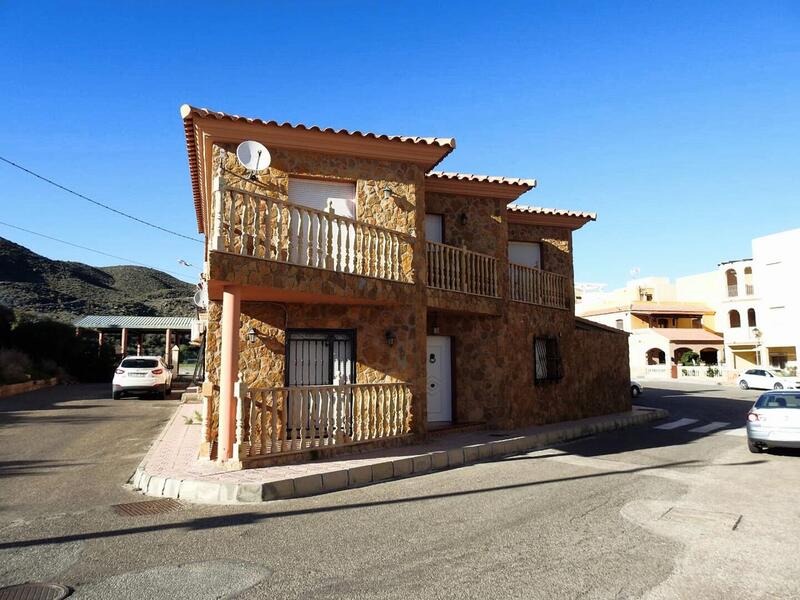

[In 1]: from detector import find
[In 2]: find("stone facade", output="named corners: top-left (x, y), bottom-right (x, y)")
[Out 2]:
top-left (201, 142), bottom-right (630, 464)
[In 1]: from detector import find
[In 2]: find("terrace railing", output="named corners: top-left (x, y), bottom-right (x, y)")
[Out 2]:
top-left (233, 381), bottom-right (412, 460)
top-left (426, 241), bottom-right (498, 297)
top-left (211, 185), bottom-right (412, 283)
top-left (508, 263), bottom-right (570, 309)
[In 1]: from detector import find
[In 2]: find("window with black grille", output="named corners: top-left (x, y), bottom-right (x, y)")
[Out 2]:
top-left (534, 336), bottom-right (563, 383)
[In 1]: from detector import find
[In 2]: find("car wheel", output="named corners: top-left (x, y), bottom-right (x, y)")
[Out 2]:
top-left (739, 380), bottom-right (749, 390)
top-left (748, 440), bottom-right (763, 454)
top-left (112, 391), bottom-right (122, 400)
top-left (631, 385), bottom-right (640, 398)
top-left (774, 383), bottom-right (784, 390)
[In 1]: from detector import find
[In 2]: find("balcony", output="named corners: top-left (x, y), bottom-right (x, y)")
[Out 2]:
top-left (210, 186), bottom-right (412, 284)
top-left (509, 263), bottom-right (570, 310)
top-left (233, 382), bottom-right (412, 465)
top-left (426, 241), bottom-right (498, 297)
top-left (727, 284), bottom-right (738, 297)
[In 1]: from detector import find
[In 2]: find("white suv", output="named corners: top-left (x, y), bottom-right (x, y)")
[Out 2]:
top-left (739, 368), bottom-right (800, 391)
top-left (112, 356), bottom-right (173, 399)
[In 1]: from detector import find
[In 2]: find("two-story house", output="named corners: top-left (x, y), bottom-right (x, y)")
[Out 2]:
top-left (180, 105), bottom-right (630, 468)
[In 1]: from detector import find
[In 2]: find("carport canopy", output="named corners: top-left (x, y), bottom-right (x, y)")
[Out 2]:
top-left (74, 315), bottom-right (192, 363)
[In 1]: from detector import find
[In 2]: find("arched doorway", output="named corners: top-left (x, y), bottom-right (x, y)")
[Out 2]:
top-left (744, 266), bottom-right (754, 295)
top-left (700, 347), bottom-right (718, 365)
top-left (674, 346), bottom-right (695, 365)
top-left (646, 348), bottom-right (666, 365)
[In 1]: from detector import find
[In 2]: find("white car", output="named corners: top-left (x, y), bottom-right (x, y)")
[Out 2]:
top-left (112, 356), bottom-right (173, 399)
top-left (738, 368), bottom-right (800, 391)
top-left (631, 380), bottom-right (644, 398)
top-left (746, 391), bottom-right (800, 453)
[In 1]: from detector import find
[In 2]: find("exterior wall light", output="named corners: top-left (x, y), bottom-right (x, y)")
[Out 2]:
top-left (382, 185), bottom-right (392, 201)
top-left (385, 330), bottom-right (396, 347)
top-left (459, 213), bottom-right (468, 226)
top-left (247, 327), bottom-right (258, 344)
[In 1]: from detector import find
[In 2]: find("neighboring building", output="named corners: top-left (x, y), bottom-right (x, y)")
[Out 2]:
top-left (180, 105), bottom-right (631, 467)
top-left (577, 229), bottom-right (800, 377)
top-left (577, 277), bottom-right (722, 377)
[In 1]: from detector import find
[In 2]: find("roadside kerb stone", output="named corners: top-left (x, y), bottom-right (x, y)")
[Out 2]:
top-left (133, 407), bottom-right (669, 505)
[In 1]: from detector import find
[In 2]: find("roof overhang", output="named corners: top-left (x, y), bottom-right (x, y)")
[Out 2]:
top-left (425, 171), bottom-right (535, 200)
top-left (181, 105), bottom-right (456, 233)
top-left (506, 205), bottom-right (596, 230)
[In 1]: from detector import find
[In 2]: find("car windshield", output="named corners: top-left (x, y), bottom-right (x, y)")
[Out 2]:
top-left (755, 393), bottom-right (800, 409)
top-left (768, 369), bottom-right (791, 377)
top-left (120, 359), bottom-right (158, 369)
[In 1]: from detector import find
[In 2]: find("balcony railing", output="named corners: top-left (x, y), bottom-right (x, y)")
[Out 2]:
top-left (233, 382), bottom-right (412, 460)
top-left (745, 284), bottom-right (754, 295)
top-left (211, 186), bottom-right (412, 283)
top-left (727, 284), bottom-right (738, 297)
top-left (426, 241), bottom-right (498, 297)
top-left (509, 263), bottom-right (570, 309)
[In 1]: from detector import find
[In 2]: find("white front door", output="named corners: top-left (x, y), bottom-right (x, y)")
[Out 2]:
top-left (426, 335), bottom-right (452, 422)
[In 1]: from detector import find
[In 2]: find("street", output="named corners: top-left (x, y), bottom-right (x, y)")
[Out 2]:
top-left (1, 382), bottom-right (798, 599)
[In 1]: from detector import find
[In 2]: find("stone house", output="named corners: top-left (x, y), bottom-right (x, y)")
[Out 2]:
top-left (180, 104), bottom-right (630, 468)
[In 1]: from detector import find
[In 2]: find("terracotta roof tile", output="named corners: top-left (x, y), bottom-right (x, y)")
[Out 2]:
top-left (181, 105), bottom-right (455, 149)
top-left (507, 204), bottom-right (597, 220)
top-left (427, 171), bottom-right (536, 188)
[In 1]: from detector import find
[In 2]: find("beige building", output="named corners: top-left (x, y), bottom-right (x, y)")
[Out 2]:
top-left (577, 229), bottom-right (800, 377)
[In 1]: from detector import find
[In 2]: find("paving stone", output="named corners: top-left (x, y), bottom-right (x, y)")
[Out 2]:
top-left (146, 476), bottom-right (166, 496)
top-left (235, 483), bottom-right (264, 503)
top-left (430, 451), bottom-right (448, 470)
top-left (371, 461), bottom-right (394, 481)
top-left (322, 470), bottom-right (349, 492)
top-left (293, 474), bottom-right (323, 496)
top-left (348, 465), bottom-right (373, 486)
top-left (412, 454), bottom-right (432, 473)
top-left (392, 457), bottom-right (413, 477)
top-left (446, 447), bottom-right (465, 467)
top-left (463, 444), bottom-right (481, 463)
top-left (262, 479), bottom-right (295, 500)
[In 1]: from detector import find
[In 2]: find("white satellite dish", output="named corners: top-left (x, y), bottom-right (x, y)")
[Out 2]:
top-left (236, 140), bottom-right (271, 173)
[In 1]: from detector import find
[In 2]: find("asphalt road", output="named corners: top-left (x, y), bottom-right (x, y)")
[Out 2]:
top-left (1, 381), bottom-right (798, 599)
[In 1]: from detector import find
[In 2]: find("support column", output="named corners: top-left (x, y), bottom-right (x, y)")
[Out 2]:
top-left (137, 333), bottom-right (143, 356)
top-left (120, 328), bottom-right (128, 356)
top-left (165, 328), bottom-right (172, 365)
top-left (218, 285), bottom-right (241, 461)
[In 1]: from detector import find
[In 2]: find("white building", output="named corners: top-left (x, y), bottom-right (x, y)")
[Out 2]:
top-left (577, 228), bottom-right (800, 376)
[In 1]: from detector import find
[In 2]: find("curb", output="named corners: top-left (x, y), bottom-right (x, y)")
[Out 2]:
top-left (130, 406), bottom-right (668, 505)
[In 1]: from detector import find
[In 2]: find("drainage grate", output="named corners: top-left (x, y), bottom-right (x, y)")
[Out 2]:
top-left (112, 498), bottom-right (182, 517)
top-left (0, 583), bottom-right (71, 600)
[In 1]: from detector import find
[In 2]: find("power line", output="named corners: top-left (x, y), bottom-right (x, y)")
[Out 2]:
top-left (0, 155), bottom-right (203, 244)
top-left (0, 220), bottom-right (192, 279)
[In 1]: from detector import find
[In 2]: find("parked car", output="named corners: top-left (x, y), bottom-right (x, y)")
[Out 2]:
top-left (746, 391), bottom-right (800, 453)
top-left (738, 368), bottom-right (800, 391)
top-left (631, 380), bottom-right (644, 398)
top-left (112, 356), bottom-right (173, 399)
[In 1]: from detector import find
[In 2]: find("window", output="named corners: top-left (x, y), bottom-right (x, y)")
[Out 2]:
top-left (425, 214), bottom-right (443, 243)
top-left (728, 309), bottom-right (741, 328)
top-left (288, 178), bottom-right (356, 217)
top-left (509, 241), bottom-right (542, 269)
top-left (534, 336), bottom-right (563, 383)
top-left (747, 308), bottom-right (757, 327)
top-left (615, 319), bottom-right (624, 330)
top-left (120, 358), bottom-right (158, 368)
top-left (285, 330), bottom-right (356, 386)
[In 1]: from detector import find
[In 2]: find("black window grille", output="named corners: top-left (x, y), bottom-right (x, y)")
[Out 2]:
top-left (534, 336), bottom-right (563, 383)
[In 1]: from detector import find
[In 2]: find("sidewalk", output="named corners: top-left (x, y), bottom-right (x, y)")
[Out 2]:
top-left (130, 403), bottom-right (668, 504)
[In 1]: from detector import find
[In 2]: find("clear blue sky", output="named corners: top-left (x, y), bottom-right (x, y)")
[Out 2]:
top-left (1, 1), bottom-right (798, 287)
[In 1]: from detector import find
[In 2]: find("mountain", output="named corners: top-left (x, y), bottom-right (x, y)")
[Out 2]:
top-left (0, 237), bottom-right (195, 323)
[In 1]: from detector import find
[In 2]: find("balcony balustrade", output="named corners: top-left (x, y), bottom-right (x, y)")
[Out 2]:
top-left (509, 263), bottom-right (570, 309)
top-left (426, 241), bottom-right (498, 297)
top-left (233, 382), bottom-right (412, 460)
top-left (211, 186), bottom-right (412, 283)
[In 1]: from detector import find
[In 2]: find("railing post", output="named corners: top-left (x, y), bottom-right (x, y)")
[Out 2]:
top-left (211, 149), bottom-right (227, 252)
top-left (460, 245), bottom-right (468, 292)
top-left (233, 371), bottom-right (250, 460)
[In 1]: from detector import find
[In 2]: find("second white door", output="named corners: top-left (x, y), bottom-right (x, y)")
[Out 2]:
top-left (426, 335), bottom-right (452, 423)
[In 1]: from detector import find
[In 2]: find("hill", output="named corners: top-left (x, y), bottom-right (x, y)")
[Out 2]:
top-left (0, 237), bottom-right (195, 323)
